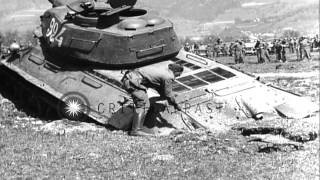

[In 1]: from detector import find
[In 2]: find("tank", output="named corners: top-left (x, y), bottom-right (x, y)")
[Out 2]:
top-left (0, 0), bottom-right (318, 135)
top-left (0, 0), bottom-right (181, 130)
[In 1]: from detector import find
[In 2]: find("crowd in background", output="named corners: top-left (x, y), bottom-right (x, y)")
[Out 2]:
top-left (1, 33), bottom-right (319, 64)
top-left (184, 35), bottom-right (319, 64)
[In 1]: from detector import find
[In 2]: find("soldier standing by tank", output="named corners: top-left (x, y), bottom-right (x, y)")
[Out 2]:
top-left (121, 63), bottom-right (183, 136)
top-left (232, 40), bottom-right (244, 64)
top-left (299, 37), bottom-right (311, 61)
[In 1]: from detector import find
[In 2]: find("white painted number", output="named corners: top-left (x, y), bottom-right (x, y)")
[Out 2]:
top-left (46, 18), bottom-right (63, 45)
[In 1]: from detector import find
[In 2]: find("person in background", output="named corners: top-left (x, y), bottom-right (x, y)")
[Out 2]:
top-left (231, 40), bottom-right (244, 64)
top-left (289, 38), bottom-right (295, 53)
top-left (274, 40), bottom-right (283, 62)
top-left (280, 40), bottom-right (287, 63)
top-left (299, 37), bottom-right (312, 61)
top-left (295, 38), bottom-right (300, 61)
top-left (262, 42), bottom-right (271, 62)
top-left (184, 42), bottom-right (191, 52)
top-left (255, 40), bottom-right (264, 63)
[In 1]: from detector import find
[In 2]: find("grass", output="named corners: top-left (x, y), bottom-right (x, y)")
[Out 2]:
top-left (216, 51), bottom-right (320, 74)
top-left (0, 126), bottom-right (318, 179)
top-left (0, 51), bottom-right (319, 179)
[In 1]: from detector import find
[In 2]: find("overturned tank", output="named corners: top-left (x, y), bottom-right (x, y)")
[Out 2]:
top-left (0, 0), bottom-right (318, 135)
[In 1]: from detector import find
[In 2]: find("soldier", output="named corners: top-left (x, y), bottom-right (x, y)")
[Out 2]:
top-left (184, 42), bottom-right (191, 52)
top-left (280, 40), bottom-right (287, 62)
top-left (121, 62), bottom-right (183, 136)
top-left (228, 42), bottom-right (234, 56)
top-left (222, 43), bottom-right (229, 56)
top-left (193, 43), bottom-right (199, 55)
top-left (263, 42), bottom-right (271, 62)
top-left (274, 40), bottom-right (283, 62)
top-left (231, 40), bottom-right (244, 64)
top-left (289, 38), bottom-right (295, 53)
top-left (213, 38), bottom-right (222, 57)
top-left (255, 40), bottom-right (271, 63)
top-left (254, 40), bottom-right (264, 63)
top-left (206, 43), bottom-right (214, 59)
top-left (299, 37), bottom-right (311, 61)
top-left (295, 38), bottom-right (300, 60)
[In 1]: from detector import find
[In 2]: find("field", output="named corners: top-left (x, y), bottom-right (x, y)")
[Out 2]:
top-left (0, 51), bottom-right (319, 179)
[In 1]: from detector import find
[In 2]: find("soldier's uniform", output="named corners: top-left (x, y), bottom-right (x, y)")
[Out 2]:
top-left (255, 40), bottom-right (264, 63)
top-left (232, 41), bottom-right (244, 64)
top-left (299, 37), bottom-right (311, 61)
top-left (184, 43), bottom-right (191, 52)
top-left (228, 42), bottom-right (234, 56)
top-left (222, 43), bottom-right (229, 56)
top-left (255, 41), bottom-right (271, 63)
top-left (274, 41), bottom-right (283, 62)
top-left (280, 40), bottom-right (287, 62)
top-left (262, 43), bottom-right (271, 62)
top-left (206, 44), bottom-right (214, 59)
top-left (289, 38), bottom-right (294, 53)
top-left (121, 62), bottom-right (183, 136)
top-left (295, 38), bottom-right (300, 60)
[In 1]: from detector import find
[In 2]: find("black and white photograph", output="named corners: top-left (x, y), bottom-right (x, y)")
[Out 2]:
top-left (0, 0), bottom-right (319, 179)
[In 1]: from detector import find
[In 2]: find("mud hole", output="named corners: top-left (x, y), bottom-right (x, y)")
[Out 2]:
top-left (238, 127), bottom-right (317, 143)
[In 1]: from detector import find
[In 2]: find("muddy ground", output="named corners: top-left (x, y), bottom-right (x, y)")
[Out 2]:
top-left (0, 52), bottom-right (319, 179)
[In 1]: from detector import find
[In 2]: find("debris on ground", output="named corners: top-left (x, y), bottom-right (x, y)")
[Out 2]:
top-left (38, 119), bottom-right (107, 135)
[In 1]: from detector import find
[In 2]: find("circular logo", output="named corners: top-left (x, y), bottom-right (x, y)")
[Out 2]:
top-left (57, 92), bottom-right (90, 121)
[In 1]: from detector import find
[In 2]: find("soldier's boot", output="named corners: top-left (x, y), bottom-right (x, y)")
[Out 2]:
top-left (129, 111), bottom-right (154, 137)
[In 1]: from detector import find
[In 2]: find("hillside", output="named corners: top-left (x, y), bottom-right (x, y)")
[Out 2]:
top-left (214, 0), bottom-right (319, 35)
top-left (0, 0), bottom-right (318, 37)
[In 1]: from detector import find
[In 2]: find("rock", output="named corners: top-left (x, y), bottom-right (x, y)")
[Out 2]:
top-left (39, 119), bottom-right (105, 134)
top-left (249, 134), bottom-right (302, 147)
top-left (151, 154), bottom-right (174, 161)
top-left (224, 147), bottom-right (238, 154)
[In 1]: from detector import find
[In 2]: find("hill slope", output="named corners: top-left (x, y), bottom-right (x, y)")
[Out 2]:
top-left (0, 0), bottom-right (318, 37)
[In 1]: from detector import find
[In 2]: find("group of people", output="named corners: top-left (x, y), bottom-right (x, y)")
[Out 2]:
top-left (184, 39), bottom-right (231, 58)
top-left (271, 36), bottom-right (314, 63)
top-left (184, 35), bottom-right (318, 64)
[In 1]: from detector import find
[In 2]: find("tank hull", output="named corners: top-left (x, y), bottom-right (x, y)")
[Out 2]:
top-left (1, 49), bottom-right (317, 135)
top-left (1, 46), bottom-right (134, 128)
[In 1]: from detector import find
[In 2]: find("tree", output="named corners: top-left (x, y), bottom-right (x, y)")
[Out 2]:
top-left (282, 29), bottom-right (300, 38)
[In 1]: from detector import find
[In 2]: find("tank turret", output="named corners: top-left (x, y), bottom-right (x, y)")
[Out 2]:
top-left (41, 0), bottom-right (180, 67)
